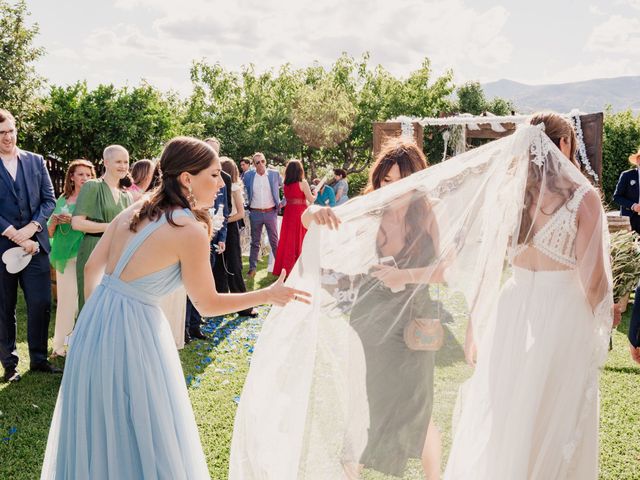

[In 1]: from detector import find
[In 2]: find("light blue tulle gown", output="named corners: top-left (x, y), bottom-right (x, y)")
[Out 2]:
top-left (41, 209), bottom-right (210, 480)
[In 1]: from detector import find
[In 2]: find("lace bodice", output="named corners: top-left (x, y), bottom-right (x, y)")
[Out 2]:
top-left (514, 185), bottom-right (591, 268)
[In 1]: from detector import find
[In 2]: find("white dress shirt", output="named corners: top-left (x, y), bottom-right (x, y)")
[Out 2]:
top-left (251, 172), bottom-right (275, 209)
top-left (1, 155), bottom-right (18, 180)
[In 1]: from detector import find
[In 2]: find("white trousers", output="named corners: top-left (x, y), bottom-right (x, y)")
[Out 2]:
top-left (52, 258), bottom-right (78, 355)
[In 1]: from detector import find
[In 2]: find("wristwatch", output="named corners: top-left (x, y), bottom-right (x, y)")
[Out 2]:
top-left (31, 221), bottom-right (42, 232)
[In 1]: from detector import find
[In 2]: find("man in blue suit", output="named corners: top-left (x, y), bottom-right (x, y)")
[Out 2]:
top-left (242, 152), bottom-right (282, 277)
top-left (0, 109), bottom-right (58, 382)
top-left (613, 150), bottom-right (640, 234)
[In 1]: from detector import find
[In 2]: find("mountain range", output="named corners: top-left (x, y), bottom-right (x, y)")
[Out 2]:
top-left (482, 76), bottom-right (640, 114)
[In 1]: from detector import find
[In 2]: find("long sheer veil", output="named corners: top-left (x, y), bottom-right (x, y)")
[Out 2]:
top-left (229, 124), bottom-right (613, 479)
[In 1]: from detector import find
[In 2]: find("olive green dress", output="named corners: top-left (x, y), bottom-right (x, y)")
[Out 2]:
top-left (74, 179), bottom-right (131, 310)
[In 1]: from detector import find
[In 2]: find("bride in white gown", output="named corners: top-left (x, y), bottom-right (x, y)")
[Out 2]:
top-left (444, 112), bottom-right (614, 480)
top-left (229, 114), bottom-right (614, 480)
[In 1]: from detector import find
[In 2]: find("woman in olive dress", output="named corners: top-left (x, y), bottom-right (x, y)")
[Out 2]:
top-left (72, 145), bottom-right (132, 309)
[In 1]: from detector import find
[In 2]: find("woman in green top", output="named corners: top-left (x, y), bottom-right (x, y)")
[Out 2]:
top-left (72, 145), bottom-right (132, 309)
top-left (48, 160), bottom-right (96, 357)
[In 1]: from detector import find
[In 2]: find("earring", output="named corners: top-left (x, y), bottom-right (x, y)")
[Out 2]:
top-left (187, 185), bottom-right (197, 208)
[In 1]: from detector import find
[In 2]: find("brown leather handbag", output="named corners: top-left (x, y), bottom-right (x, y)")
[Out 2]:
top-left (403, 286), bottom-right (444, 351)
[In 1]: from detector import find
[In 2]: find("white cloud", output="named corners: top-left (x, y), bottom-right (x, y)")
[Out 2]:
top-left (35, 0), bottom-right (515, 94)
top-left (587, 15), bottom-right (640, 53)
top-left (102, 0), bottom-right (513, 77)
top-left (622, 0), bottom-right (640, 9)
top-left (588, 5), bottom-right (607, 15)
top-left (50, 48), bottom-right (80, 61)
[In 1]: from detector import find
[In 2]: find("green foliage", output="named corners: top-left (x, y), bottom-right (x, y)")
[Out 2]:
top-left (188, 54), bottom-right (456, 174)
top-left (602, 108), bottom-right (640, 204)
top-left (610, 230), bottom-right (640, 300)
top-left (346, 170), bottom-right (370, 197)
top-left (0, 0), bottom-right (45, 133)
top-left (188, 62), bottom-right (303, 165)
top-left (292, 78), bottom-right (356, 149)
top-left (456, 81), bottom-right (486, 115)
top-left (455, 81), bottom-right (514, 116)
top-left (25, 82), bottom-right (181, 165)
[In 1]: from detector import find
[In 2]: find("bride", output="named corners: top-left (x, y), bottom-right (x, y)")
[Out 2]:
top-left (229, 114), bottom-right (614, 479)
top-left (444, 112), bottom-right (615, 479)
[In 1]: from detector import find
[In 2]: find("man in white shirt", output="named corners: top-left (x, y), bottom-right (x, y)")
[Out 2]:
top-left (242, 152), bottom-right (282, 277)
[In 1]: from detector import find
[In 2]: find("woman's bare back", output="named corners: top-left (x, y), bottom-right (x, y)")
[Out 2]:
top-left (104, 204), bottom-right (203, 283)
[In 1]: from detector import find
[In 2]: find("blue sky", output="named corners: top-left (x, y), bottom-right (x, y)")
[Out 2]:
top-left (27, 0), bottom-right (640, 94)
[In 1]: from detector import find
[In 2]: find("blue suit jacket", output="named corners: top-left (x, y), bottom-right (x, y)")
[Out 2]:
top-left (613, 169), bottom-right (640, 217)
top-left (0, 149), bottom-right (56, 253)
top-left (242, 169), bottom-right (282, 209)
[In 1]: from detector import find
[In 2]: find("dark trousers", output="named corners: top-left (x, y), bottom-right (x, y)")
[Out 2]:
top-left (223, 222), bottom-right (253, 316)
top-left (185, 238), bottom-right (226, 334)
top-left (631, 215), bottom-right (640, 235)
top-left (0, 246), bottom-right (51, 370)
top-left (248, 209), bottom-right (278, 271)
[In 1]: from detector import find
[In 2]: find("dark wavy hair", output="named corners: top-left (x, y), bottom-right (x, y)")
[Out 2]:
top-left (284, 159), bottom-right (304, 185)
top-left (63, 159), bottom-right (96, 198)
top-left (129, 137), bottom-right (217, 238)
top-left (365, 138), bottom-right (428, 193)
top-left (366, 138), bottom-right (433, 262)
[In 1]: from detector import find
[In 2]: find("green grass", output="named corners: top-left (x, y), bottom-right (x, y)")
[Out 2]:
top-left (1, 260), bottom-right (639, 479)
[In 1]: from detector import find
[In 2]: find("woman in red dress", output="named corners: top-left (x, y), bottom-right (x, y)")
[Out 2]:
top-left (273, 160), bottom-right (316, 277)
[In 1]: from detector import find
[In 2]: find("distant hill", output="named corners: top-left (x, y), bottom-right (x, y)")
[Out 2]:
top-left (482, 76), bottom-right (640, 114)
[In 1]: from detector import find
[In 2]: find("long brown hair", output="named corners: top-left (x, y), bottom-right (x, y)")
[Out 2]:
top-left (519, 112), bottom-right (581, 245)
top-left (129, 137), bottom-right (217, 237)
top-left (367, 138), bottom-right (432, 261)
top-left (63, 159), bottom-right (96, 198)
top-left (284, 159), bottom-right (304, 185)
top-left (365, 138), bottom-right (428, 193)
top-left (220, 157), bottom-right (239, 183)
top-left (529, 112), bottom-right (577, 164)
top-left (131, 159), bottom-right (154, 187)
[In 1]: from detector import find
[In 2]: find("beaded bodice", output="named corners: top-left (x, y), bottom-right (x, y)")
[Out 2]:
top-left (514, 184), bottom-right (591, 269)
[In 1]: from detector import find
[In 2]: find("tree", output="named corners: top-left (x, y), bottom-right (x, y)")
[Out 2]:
top-left (28, 82), bottom-right (180, 165)
top-left (602, 108), bottom-right (640, 204)
top-left (456, 81), bottom-right (513, 116)
top-left (0, 0), bottom-right (45, 134)
top-left (456, 81), bottom-right (486, 115)
top-left (292, 78), bottom-right (356, 150)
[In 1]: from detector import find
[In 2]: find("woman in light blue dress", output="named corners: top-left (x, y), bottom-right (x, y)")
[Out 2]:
top-left (41, 137), bottom-right (310, 480)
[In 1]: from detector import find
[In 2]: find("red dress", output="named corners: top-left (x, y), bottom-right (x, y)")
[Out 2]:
top-left (273, 182), bottom-right (308, 276)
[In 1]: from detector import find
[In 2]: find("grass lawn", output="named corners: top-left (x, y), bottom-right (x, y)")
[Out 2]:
top-left (1, 257), bottom-right (639, 479)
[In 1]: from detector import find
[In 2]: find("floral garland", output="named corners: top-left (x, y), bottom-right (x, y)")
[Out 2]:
top-left (569, 109), bottom-right (599, 183)
top-left (391, 112), bottom-right (599, 182)
top-left (400, 119), bottom-right (415, 139)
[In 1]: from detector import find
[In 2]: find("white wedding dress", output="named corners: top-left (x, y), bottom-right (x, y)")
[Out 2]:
top-left (229, 125), bottom-right (613, 480)
top-left (445, 184), bottom-right (604, 479)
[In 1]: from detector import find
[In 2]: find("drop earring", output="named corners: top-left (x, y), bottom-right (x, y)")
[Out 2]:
top-left (187, 185), bottom-right (197, 208)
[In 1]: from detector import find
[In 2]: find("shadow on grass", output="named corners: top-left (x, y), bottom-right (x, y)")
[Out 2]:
top-left (604, 365), bottom-right (640, 375)
top-left (435, 324), bottom-right (466, 368)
